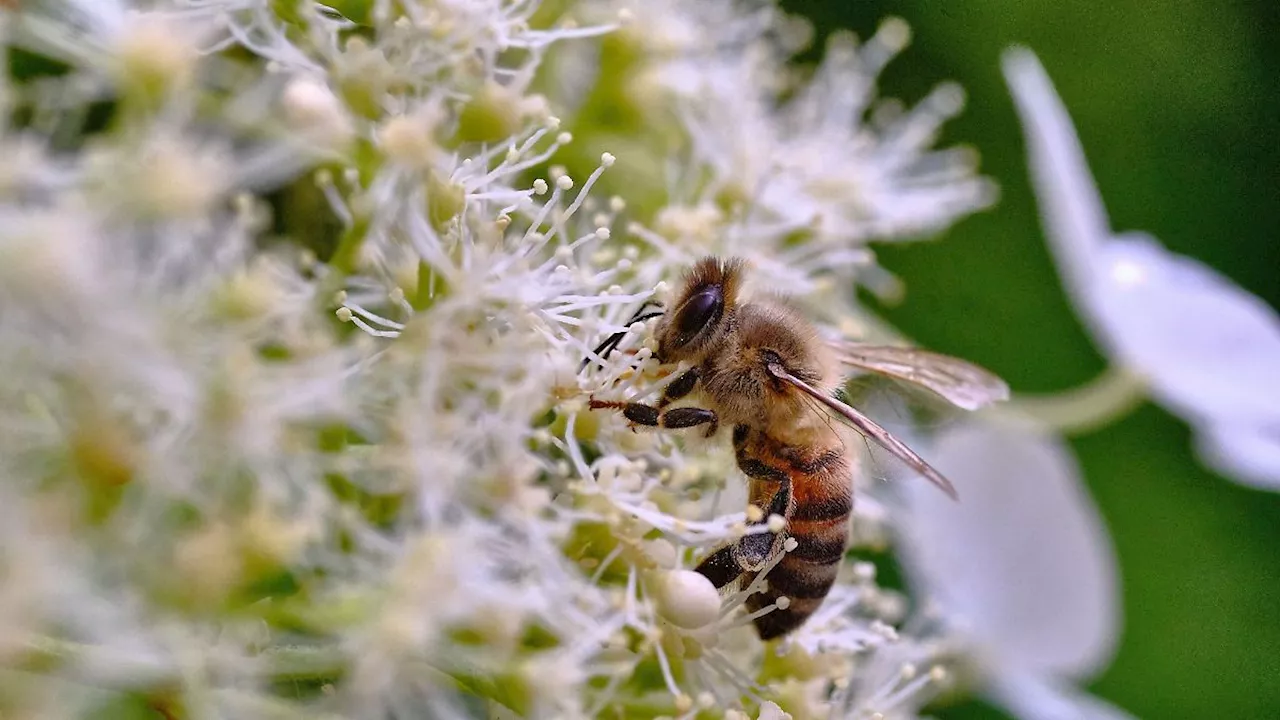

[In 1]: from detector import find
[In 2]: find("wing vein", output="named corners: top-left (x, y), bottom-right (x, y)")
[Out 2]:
top-left (765, 362), bottom-right (960, 501)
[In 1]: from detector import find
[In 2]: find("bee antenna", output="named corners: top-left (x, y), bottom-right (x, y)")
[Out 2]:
top-left (579, 303), bottom-right (665, 371)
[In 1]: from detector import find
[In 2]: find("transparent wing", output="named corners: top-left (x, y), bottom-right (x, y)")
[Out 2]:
top-left (831, 341), bottom-right (1010, 412)
top-left (765, 362), bottom-right (960, 500)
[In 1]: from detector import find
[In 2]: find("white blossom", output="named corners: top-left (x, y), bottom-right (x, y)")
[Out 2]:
top-left (1, 0), bottom-right (1009, 717)
top-left (1004, 47), bottom-right (1280, 489)
top-left (894, 418), bottom-right (1133, 720)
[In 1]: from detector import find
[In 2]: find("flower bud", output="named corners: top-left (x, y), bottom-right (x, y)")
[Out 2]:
top-left (653, 570), bottom-right (720, 629)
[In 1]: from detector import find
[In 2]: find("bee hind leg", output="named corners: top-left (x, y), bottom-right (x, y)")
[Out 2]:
top-left (734, 480), bottom-right (792, 570)
top-left (695, 545), bottom-right (743, 589)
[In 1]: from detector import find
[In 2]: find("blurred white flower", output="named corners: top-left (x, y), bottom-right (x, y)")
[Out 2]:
top-left (608, 3), bottom-right (997, 316)
top-left (1004, 47), bottom-right (1280, 489)
top-left (896, 419), bottom-right (1132, 720)
top-left (0, 0), bottom-right (1006, 716)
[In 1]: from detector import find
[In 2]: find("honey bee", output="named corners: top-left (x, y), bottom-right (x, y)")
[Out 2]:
top-left (588, 256), bottom-right (1009, 640)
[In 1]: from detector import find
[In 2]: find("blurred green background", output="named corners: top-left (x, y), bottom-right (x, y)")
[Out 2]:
top-left (780, 1), bottom-right (1280, 717)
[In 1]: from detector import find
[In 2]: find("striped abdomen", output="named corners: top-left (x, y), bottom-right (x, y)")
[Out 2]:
top-left (696, 425), bottom-right (853, 640)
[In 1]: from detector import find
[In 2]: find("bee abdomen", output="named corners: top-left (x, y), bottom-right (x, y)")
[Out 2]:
top-left (745, 561), bottom-right (839, 640)
top-left (745, 522), bottom-right (849, 640)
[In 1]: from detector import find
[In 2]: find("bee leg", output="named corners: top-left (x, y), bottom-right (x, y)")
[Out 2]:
top-left (734, 480), bottom-right (792, 570)
top-left (587, 400), bottom-right (719, 437)
top-left (658, 407), bottom-right (719, 437)
top-left (657, 368), bottom-right (700, 408)
top-left (695, 545), bottom-right (743, 589)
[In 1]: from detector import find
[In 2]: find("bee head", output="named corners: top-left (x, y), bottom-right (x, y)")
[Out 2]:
top-left (655, 256), bottom-right (744, 363)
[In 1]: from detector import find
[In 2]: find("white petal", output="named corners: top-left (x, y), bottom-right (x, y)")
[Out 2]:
top-left (1194, 422), bottom-right (1280, 490)
top-left (1003, 46), bottom-right (1280, 461)
top-left (1090, 234), bottom-right (1280, 425)
top-left (990, 670), bottom-right (1136, 720)
top-left (1001, 47), bottom-right (1111, 319)
top-left (895, 420), bottom-right (1120, 678)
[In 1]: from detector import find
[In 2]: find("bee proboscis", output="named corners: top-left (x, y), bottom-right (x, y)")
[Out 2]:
top-left (588, 257), bottom-right (1009, 639)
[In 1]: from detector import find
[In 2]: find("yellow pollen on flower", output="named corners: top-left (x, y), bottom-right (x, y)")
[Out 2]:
top-left (871, 620), bottom-right (898, 640)
top-left (282, 76), bottom-right (352, 147)
top-left (378, 115), bottom-right (437, 167)
top-left (113, 15), bottom-right (197, 97)
top-left (767, 514), bottom-right (787, 533)
top-left (877, 16), bottom-right (912, 50)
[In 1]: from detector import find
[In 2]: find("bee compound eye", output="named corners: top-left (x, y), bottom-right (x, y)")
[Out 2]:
top-left (676, 288), bottom-right (723, 337)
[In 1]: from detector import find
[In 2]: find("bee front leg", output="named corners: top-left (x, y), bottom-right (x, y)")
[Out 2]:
top-left (657, 368), bottom-right (700, 408)
top-left (587, 399), bottom-right (719, 438)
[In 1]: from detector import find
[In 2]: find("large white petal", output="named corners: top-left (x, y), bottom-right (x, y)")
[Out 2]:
top-left (989, 670), bottom-right (1136, 720)
top-left (1087, 234), bottom-right (1280, 425)
top-left (1194, 421), bottom-right (1280, 490)
top-left (1003, 46), bottom-right (1280, 488)
top-left (895, 420), bottom-right (1121, 679)
top-left (1001, 47), bottom-right (1111, 326)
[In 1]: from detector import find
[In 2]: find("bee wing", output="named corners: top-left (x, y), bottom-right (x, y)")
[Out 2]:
top-left (765, 362), bottom-right (959, 501)
top-left (831, 341), bottom-right (1010, 411)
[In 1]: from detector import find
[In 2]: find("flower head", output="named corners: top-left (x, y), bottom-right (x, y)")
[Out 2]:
top-left (1004, 47), bottom-right (1280, 489)
top-left (1, 0), bottom-right (1010, 717)
top-left (894, 417), bottom-right (1132, 720)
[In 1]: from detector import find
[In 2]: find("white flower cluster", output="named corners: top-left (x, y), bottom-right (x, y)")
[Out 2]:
top-left (5, 1), bottom-right (1231, 719)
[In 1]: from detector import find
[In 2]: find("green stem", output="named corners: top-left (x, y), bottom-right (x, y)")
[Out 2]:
top-left (215, 690), bottom-right (348, 720)
top-left (327, 214), bottom-right (372, 277)
top-left (21, 635), bottom-right (347, 684)
top-left (260, 645), bottom-right (349, 681)
top-left (412, 259), bottom-right (448, 311)
top-left (17, 636), bottom-right (532, 715)
top-left (998, 364), bottom-right (1149, 435)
